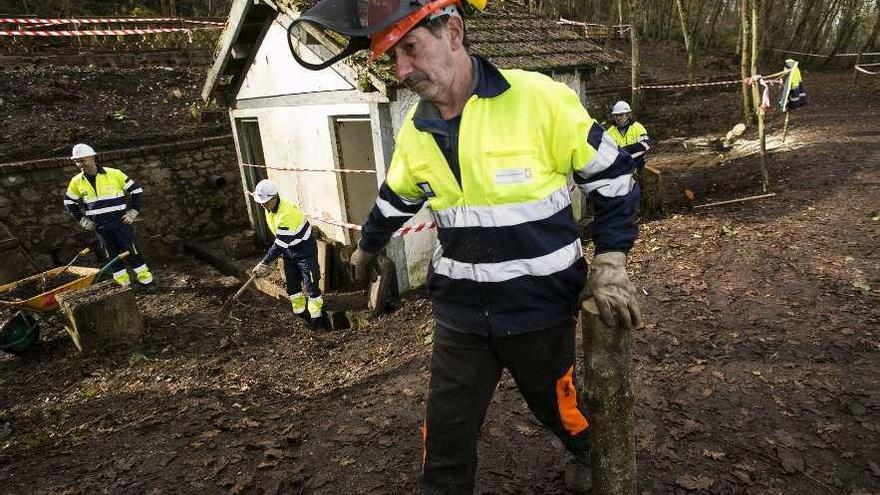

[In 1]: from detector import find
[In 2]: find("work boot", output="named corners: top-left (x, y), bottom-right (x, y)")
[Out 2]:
top-left (112, 269), bottom-right (131, 287)
top-left (290, 292), bottom-right (307, 316)
top-left (564, 455), bottom-right (592, 494)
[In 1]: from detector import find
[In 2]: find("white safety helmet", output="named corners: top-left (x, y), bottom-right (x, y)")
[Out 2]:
top-left (71, 143), bottom-right (97, 160)
top-left (611, 101), bottom-right (632, 115)
top-left (250, 179), bottom-right (279, 204)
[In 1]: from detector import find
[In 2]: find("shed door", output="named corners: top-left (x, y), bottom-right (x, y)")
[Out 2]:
top-left (235, 118), bottom-right (272, 245)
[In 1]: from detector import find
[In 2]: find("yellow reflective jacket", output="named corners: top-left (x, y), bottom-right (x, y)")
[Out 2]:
top-left (360, 57), bottom-right (639, 335)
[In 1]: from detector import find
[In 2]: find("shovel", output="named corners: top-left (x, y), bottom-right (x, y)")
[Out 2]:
top-left (52, 248), bottom-right (91, 280)
top-left (217, 274), bottom-right (257, 321)
top-left (38, 247), bottom-right (91, 292)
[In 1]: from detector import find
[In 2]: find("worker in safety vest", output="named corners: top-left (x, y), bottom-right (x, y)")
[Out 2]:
top-left (291, 0), bottom-right (641, 492)
top-left (780, 58), bottom-right (806, 110)
top-left (607, 100), bottom-right (650, 173)
top-left (63, 143), bottom-right (154, 288)
top-left (249, 179), bottom-right (323, 325)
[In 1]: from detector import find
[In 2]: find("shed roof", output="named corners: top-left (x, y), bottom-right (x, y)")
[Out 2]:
top-left (204, 0), bottom-right (620, 101)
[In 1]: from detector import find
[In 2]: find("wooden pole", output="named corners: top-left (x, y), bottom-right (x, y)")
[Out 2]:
top-left (693, 192), bottom-right (776, 209)
top-left (581, 299), bottom-right (635, 495)
top-left (750, 0), bottom-right (769, 193)
top-left (781, 111), bottom-right (791, 143)
top-left (852, 52), bottom-right (862, 87)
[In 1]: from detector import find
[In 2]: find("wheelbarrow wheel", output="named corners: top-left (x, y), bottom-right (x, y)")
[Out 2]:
top-left (0, 311), bottom-right (40, 354)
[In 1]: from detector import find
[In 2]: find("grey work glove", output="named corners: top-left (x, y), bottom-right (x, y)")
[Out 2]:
top-left (585, 251), bottom-right (642, 330)
top-left (252, 262), bottom-right (273, 278)
top-left (350, 246), bottom-right (378, 282)
top-left (79, 217), bottom-right (96, 231)
top-left (122, 209), bottom-right (139, 224)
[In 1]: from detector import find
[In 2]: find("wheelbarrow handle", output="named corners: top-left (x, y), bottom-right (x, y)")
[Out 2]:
top-left (93, 251), bottom-right (131, 284)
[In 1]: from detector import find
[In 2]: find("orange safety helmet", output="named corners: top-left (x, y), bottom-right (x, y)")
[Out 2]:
top-left (368, 0), bottom-right (460, 62)
top-left (289, 0), bottom-right (484, 70)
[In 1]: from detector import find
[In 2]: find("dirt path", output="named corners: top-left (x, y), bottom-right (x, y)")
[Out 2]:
top-left (1, 72), bottom-right (878, 495)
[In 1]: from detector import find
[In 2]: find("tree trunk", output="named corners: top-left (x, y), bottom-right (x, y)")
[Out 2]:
top-left (57, 282), bottom-right (143, 353)
top-left (582, 299), bottom-right (636, 495)
top-left (741, 0), bottom-right (753, 125)
top-left (675, 0), bottom-right (697, 82)
top-left (863, 0), bottom-right (880, 52)
top-left (628, 0), bottom-right (642, 110)
top-left (750, 0), bottom-right (770, 192)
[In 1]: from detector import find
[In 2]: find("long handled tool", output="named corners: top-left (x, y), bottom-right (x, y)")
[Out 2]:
top-left (92, 251), bottom-right (130, 285)
top-left (37, 247), bottom-right (91, 293)
top-left (217, 274), bottom-right (257, 321)
top-left (52, 248), bottom-right (91, 280)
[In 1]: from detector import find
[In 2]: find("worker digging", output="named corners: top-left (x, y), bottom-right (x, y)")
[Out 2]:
top-left (63, 143), bottom-right (155, 290)
top-left (291, 0), bottom-right (642, 492)
top-left (249, 179), bottom-right (324, 327)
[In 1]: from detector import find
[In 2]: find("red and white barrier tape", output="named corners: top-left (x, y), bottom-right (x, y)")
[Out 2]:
top-left (771, 48), bottom-right (880, 58)
top-left (242, 163), bottom-right (377, 174)
top-left (308, 216), bottom-right (436, 238)
top-left (855, 63), bottom-right (880, 75)
top-left (0, 17), bottom-right (224, 26)
top-left (637, 79), bottom-right (743, 90)
top-left (0, 27), bottom-right (219, 37)
top-left (639, 74), bottom-right (784, 91)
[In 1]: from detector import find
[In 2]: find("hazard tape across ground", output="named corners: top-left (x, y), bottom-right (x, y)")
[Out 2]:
top-left (771, 48), bottom-right (880, 57)
top-left (0, 17), bottom-right (224, 26)
top-left (242, 163), bottom-right (376, 174)
top-left (308, 216), bottom-right (436, 238)
top-left (0, 27), bottom-right (220, 37)
top-left (855, 63), bottom-right (880, 75)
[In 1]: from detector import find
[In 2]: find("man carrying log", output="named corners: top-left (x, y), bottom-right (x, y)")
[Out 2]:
top-left (288, 0), bottom-right (642, 492)
top-left (63, 143), bottom-right (155, 289)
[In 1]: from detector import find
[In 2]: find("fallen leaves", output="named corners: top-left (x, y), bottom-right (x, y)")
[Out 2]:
top-left (676, 473), bottom-right (715, 490)
top-left (702, 449), bottom-right (726, 460)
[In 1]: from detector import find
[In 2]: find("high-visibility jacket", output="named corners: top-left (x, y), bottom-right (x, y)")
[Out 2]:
top-left (359, 57), bottom-right (639, 336)
top-left (607, 120), bottom-right (650, 170)
top-left (780, 61), bottom-right (806, 110)
top-left (262, 196), bottom-right (315, 264)
top-left (63, 166), bottom-right (142, 230)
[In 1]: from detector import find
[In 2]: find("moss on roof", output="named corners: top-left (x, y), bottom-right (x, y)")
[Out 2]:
top-left (273, 0), bottom-right (619, 86)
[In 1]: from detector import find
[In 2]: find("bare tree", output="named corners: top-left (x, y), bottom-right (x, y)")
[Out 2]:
top-left (674, 0), bottom-right (697, 82)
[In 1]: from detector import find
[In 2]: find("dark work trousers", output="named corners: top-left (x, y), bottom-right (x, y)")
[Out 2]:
top-left (96, 224), bottom-right (146, 272)
top-left (282, 254), bottom-right (321, 298)
top-left (422, 318), bottom-right (590, 494)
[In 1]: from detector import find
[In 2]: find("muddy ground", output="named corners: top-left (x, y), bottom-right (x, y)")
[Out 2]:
top-left (0, 63), bottom-right (226, 162)
top-left (1, 70), bottom-right (879, 495)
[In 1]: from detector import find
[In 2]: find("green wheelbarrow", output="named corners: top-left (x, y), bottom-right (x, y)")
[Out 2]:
top-left (0, 311), bottom-right (39, 354)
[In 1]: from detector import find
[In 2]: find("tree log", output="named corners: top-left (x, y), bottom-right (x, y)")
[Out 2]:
top-left (57, 281), bottom-right (143, 353)
top-left (581, 298), bottom-right (636, 495)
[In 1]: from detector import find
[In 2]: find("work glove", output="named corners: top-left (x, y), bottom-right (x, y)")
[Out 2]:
top-left (122, 209), bottom-right (139, 224)
top-left (79, 217), bottom-right (96, 231)
top-left (350, 245), bottom-right (378, 282)
top-left (585, 251), bottom-right (642, 330)
top-left (252, 262), bottom-right (273, 278)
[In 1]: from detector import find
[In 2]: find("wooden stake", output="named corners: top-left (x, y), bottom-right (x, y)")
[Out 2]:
top-left (581, 299), bottom-right (635, 495)
top-left (693, 192), bottom-right (776, 209)
top-left (852, 52), bottom-right (862, 87)
top-left (781, 112), bottom-right (791, 143)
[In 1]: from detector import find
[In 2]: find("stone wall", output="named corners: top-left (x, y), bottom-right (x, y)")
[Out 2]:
top-left (0, 136), bottom-right (249, 266)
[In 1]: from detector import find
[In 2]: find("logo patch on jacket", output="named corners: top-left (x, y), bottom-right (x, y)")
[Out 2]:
top-left (494, 168), bottom-right (533, 185)
top-left (417, 182), bottom-right (436, 198)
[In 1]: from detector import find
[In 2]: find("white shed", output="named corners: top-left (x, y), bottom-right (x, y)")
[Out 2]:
top-left (203, 0), bottom-right (620, 292)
